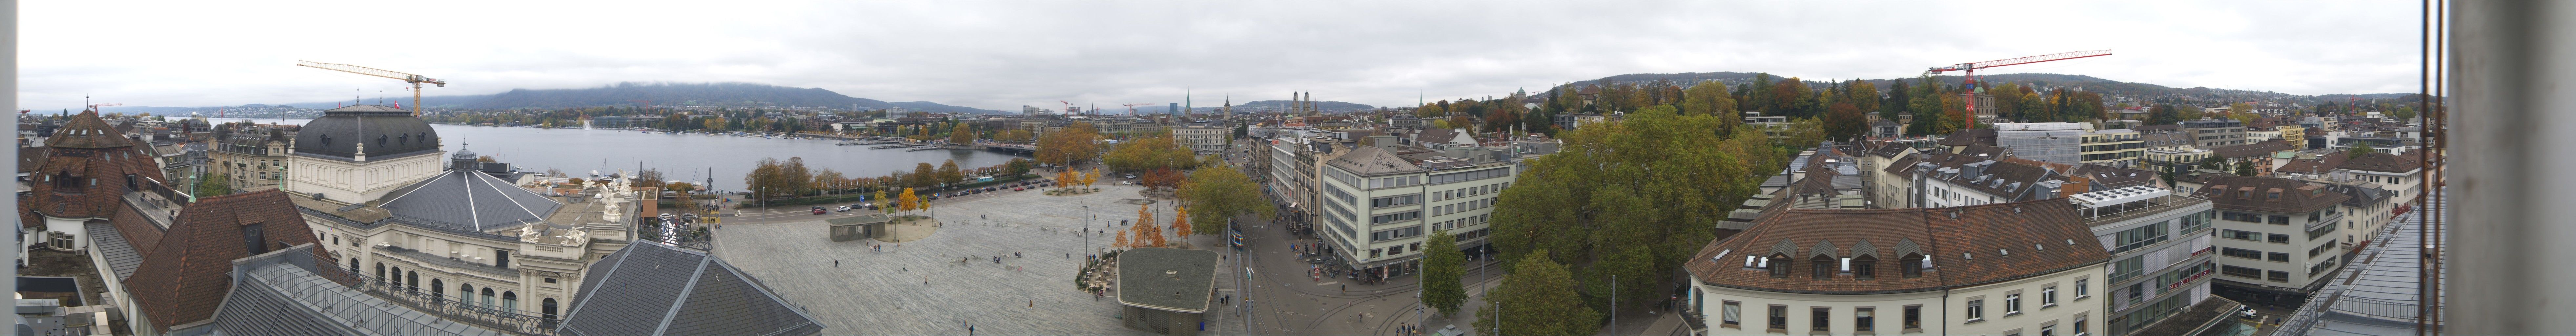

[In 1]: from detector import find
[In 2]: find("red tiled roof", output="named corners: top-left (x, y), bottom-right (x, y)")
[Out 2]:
top-left (1685, 200), bottom-right (2111, 294)
top-left (125, 190), bottom-right (319, 333)
top-left (2274, 154), bottom-right (2349, 176)
top-left (2337, 152), bottom-right (2422, 173)
top-left (30, 138), bottom-right (167, 220)
top-left (2210, 139), bottom-right (2294, 159)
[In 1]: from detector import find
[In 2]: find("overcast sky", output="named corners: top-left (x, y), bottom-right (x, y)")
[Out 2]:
top-left (22, 1), bottom-right (2428, 112)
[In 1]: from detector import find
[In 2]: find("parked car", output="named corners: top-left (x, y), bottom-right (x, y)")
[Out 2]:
top-left (1120, 181), bottom-right (1136, 185)
top-left (1125, 174), bottom-right (1137, 179)
top-left (811, 206), bottom-right (827, 215)
top-left (835, 206), bottom-right (852, 212)
top-left (1013, 187), bottom-right (1025, 191)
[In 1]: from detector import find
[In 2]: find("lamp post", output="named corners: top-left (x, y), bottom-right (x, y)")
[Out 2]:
top-left (1083, 205), bottom-right (1092, 258)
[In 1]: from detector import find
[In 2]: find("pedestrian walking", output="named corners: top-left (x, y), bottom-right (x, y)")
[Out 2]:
top-left (834, 260), bottom-right (840, 267)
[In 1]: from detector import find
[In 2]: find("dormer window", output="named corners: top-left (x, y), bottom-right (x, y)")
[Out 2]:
top-left (1901, 253), bottom-right (1925, 278)
top-left (1768, 254), bottom-right (1791, 278)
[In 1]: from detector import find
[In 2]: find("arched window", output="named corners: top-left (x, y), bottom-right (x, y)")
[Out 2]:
top-left (459, 284), bottom-right (474, 306)
top-left (1811, 256), bottom-right (1835, 280)
top-left (1853, 255), bottom-right (1879, 280)
top-left (348, 258), bottom-right (360, 275)
top-left (502, 292), bottom-right (518, 311)
top-left (481, 288), bottom-right (496, 309)
top-left (1901, 253), bottom-right (1926, 278)
top-left (373, 263), bottom-right (386, 281)
top-left (1767, 254), bottom-right (1791, 278)
top-left (430, 279), bottom-right (446, 303)
top-left (406, 271), bottom-right (419, 293)
top-left (542, 298), bottom-right (559, 320)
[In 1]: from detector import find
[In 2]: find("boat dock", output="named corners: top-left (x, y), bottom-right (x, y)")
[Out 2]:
top-left (906, 146), bottom-right (953, 152)
top-left (870, 144), bottom-right (924, 149)
top-left (838, 141), bottom-right (899, 146)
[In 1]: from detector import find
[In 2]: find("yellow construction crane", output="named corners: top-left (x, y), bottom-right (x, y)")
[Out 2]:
top-left (296, 61), bottom-right (446, 116)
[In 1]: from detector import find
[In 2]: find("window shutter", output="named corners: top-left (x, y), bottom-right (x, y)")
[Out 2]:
top-left (1724, 304), bottom-right (1741, 322)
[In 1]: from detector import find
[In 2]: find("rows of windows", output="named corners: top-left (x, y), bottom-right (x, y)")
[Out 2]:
top-left (1370, 226), bottom-right (1423, 242)
top-left (1365, 175), bottom-right (1421, 189)
top-left (1431, 215), bottom-right (1489, 231)
top-left (1426, 166), bottom-right (1510, 184)
top-left (2112, 223), bottom-right (2169, 254)
top-left (1369, 194), bottom-right (1421, 208)
top-left (1369, 211), bottom-right (1421, 225)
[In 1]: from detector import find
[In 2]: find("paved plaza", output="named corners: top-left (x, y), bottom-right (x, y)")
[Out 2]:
top-left (711, 183), bottom-right (1247, 335)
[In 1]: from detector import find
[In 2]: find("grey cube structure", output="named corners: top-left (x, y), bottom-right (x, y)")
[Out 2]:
top-left (1114, 247), bottom-right (1219, 336)
top-left (828, 213), bottom-right (892, 242)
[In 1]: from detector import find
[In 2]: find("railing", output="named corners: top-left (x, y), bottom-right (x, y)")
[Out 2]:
top-left (351, 275), bottom-right (559, 335)
top-left (376, 245), bottom-right (518, 277)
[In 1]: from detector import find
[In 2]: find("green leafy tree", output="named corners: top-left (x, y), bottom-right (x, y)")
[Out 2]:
top-left (1422, 230), bottom-right (1467, 316)
top-left (1177, 166), bottom-right (1273, 235)
top-left (194, 173), bottom-right (234, 196)
top-left (2234, 159), bottom-right (2258, 176)
top-left (1489, 106), bottom-right (1777, 311)
top-left (1472, 249), bottom-right (1601, 336)
top-left (2349, 143), bottom-right (2378, 158)
top-left (2148, 104), bottom-right (2183, 126)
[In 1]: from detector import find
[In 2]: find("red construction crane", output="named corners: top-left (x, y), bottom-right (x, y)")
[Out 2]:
top-left (1927, 50), bottom-right (2112, 130)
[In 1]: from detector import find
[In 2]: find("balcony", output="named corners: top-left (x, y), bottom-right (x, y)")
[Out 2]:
top-left (2078, 186), bottom-right (2211, 226)
top-left (375, 245), bottom-right (517, 277)
top-left (351, 275), bottom-right (558, 335)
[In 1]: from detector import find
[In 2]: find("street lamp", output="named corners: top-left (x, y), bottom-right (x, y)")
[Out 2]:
top-left (1083, 205), bottom-right (1092, 258)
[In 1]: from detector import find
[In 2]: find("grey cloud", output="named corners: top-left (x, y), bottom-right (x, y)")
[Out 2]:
top-left (23, 1), bottom-right (2425, 112)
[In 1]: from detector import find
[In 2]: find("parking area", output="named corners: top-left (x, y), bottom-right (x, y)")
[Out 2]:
top-left (709, 183), bottom-right (1244, 335)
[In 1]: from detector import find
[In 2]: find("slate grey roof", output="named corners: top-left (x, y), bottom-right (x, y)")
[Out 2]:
top-left (203, 244), bottom-right (505, 336)
top-left (83, 221), bottom-right (147, 281)
top-left (1115, 247), bottom-right (1219, 313)
top-left (377, 169), bottom-right (565, 232)
top-left (1325, 146), bottom-right (1426, 177)
top-left (560, 242), bottom-right (823, 336)
top-left (293, 104), bottom-right (441, 162)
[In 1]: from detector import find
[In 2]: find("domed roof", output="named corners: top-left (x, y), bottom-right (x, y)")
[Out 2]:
top-left (293, 104), bottom-right (440, 161)
top-left (377, 168), bottom-right (564, 232)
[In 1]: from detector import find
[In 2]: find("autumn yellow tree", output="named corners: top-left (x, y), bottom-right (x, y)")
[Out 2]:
top-left (874, 190), bottom-right (892, 213)
top-left (1171, 206), bottom-right (1192, 239)
top-left (1055, 169), bottom-right (1077, 190)
top-left (1084, 168), bottom-right (1102, 187)
top-left (896, 188), bottom-right (920, 213)
top-left (1113, 229), bottom-right (1131, 249)
top-left (1135, 204), bottom-right (1166, 247)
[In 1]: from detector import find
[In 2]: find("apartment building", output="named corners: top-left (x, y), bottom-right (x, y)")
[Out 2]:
top-left (2178, 119), bottom-right (2247, 148)
top-left (1173, 122), bottom-right (1230, 156)
top-left (210, 127), bottom-right (294, 191)
top-left (2069, 185), bottom-right (2221, 335)
top-left (2195, 176), bottom-right (2351, 306)
top-left (1684, 200), bottom-right (2108, 336)
top-left (1316, 146), bottom-right (1515, 279)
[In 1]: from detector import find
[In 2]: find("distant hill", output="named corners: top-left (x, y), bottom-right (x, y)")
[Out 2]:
top-left (1550, 72), bottom-right (2416, 106)
top-left (286, 82), bottom-right (1005, 114)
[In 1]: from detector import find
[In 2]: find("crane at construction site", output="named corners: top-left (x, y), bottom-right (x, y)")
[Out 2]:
top-left (1121, 103), bottom-right (1157, 116)
top-left (296, 61), bottom-right (446, 116)
top-left (1926, 49), bottom-right (2112, 131)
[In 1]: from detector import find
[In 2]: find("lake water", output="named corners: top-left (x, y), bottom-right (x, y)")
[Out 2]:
top-left (237, 119), bottom-right (1026, 191)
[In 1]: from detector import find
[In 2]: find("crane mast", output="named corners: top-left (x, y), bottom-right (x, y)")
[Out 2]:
top-left (296, 61), bottom-right (447, 116)
top-left (1926, 50), bottom-right (2112, 131)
